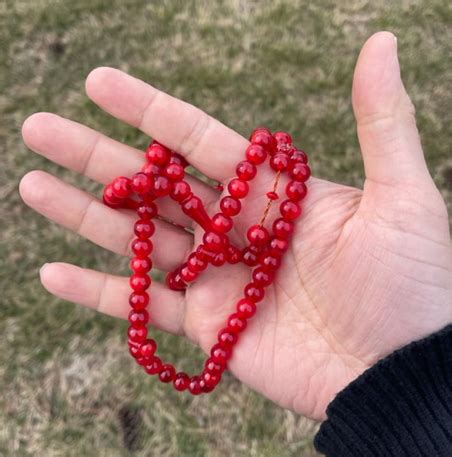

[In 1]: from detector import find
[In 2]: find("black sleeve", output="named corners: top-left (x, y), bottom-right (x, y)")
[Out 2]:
top-left (314, 325), bottom-right (452, 456)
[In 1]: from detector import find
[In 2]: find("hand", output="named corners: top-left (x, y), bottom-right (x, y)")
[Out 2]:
top-left (20, 32), bottom-right (452, 420)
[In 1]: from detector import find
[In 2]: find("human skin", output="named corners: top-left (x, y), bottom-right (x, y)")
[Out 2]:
top-left (20, 32), bottom-right (452, 420)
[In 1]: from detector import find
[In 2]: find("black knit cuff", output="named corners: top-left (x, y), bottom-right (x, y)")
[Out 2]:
top-left (314, 325), bottom-right (452, 456)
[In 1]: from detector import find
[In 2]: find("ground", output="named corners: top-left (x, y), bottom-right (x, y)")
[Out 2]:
top-left (0, 0), bottom-right (451, 456)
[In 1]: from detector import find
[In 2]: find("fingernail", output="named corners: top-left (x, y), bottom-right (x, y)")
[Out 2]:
top-left (39, 263), bottom-right (49, 275)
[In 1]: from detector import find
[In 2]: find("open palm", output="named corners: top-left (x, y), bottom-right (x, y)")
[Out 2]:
top-left (20, 32), bottom-right (452, 420)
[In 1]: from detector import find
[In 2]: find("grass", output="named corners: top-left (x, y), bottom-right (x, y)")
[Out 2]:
top-left (0, 0), bottom-right (451, 455)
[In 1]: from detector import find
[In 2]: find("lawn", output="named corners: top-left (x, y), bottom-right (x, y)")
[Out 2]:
top-left (0, 0), bottom-right (451, 456)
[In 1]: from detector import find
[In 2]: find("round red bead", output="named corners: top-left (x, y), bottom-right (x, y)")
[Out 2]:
top-left (187, 253), bottom-right (207, 273)
top-left (289, 162), bottom-right (311, 182)
top-left (129, 292), bottom-right (149, 310)
top-left (128, 325), bottom-right (148, 343)
top-left (202, 371), bottom-right (221, 388)
top-left (236, 298), bottom-right (257, 319)
top-left (211, 252), bottom-right (226, 267)
top-left (250, 130), bottom-right (276, 153)
top-left (132, 173), bottom-right (152, 194)
top-left (269, 237), bottom-right (289, 255)
top-left (280, 199), bottom-right (301, 221)
top-left (145, 356), bottom-right (162, 375)
top-left (236, 161), bottom-right (257, 181)
top-left (246, 144), bottom-right (267, 165)
top-left (146, 143), bottom-right (171, 165)
top-left (220, 196), bottom-right (241, 216)
top-left (164, 163), bottom-right (185, 181)
top-left (140, 339), bottom-right (157, 358)
top-left (247, 225), bottom-right (270, 246)
top-left (212, 213), bottom-right (233, 234)
top-left (273, 218), bottom-right (294, 239)
top-left (134, 220), bottom-right (155, 239)
top-left (291, 149), bottom-right (308, 164)
top-left (137, 202), bottom-right (158, 220)
top-left (174, 372), bottom-right (190, 391)
top-left (130, 273), bottom-right (151, 291)
top-left (228, 179), bottom-right (249, 199)
top-left (270, 153), bottom-right (289, 171)
top-left (130, 256), bottom-right (152, 274)
top-left (226, 245), bottom-right (242, 264)
top-left (170, 181), bottom-right (192, 202)
top-left (244, 283), bottom-right (265, 302)
top-left (152, 176), bottom-right (171, 196)
top-left (131, 238), bottom-right (153, 257)
top-left (128, 309), bottom-right (150, 327)
top-left (141, 162), bottom-right (161, 177)
top-left (242, 246), bottom-right (260, 266)
top-left (211, 343), bottom-right (231, 364)
top-left (103, 184), bottom-right (123, 208)
top-left (260, 252), bottom-right (282, 271)
top-left (252, 267), bottom-right (274, 287)
top-left (227, 313), bottom-right (247, 333)
top-left (159, 364), bottom-right (176, 383)
top-left (112, 177), bottom-right (132, 199)
top-left (286, 181), bottom-right (307, 201)
top-left (203, 231), bottom-right (226, 253)
top-left (188, 376), bottom-right (203, 395)
top-left (180, 265), bottom-right (197, 282)
top-left (218, 328), bottom-right (238, 347)
top-left (274, 131), bottom-right (293, 145)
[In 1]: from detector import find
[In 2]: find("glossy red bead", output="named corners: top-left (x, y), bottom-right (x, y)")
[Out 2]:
top-left (274, 131), bottom-right (293, 145)
top-left (204, 358), bottom-right (225, 375)
top-left (291, 149), bottom-right (308, 164)
top-left (250, 130), bottom-right (276, 153)
top-left (169, 152), bottom-right (189, 168)
top-left (247, 225), bottom-right (270, 246)
top-left (129, 341), bottom-right (141, 358)
top-left (170, 181), bottom-right (192, 202)
top-left (188, 376), bottom-right (203, 395)
top-left (131, 238), bottom-right (153, 257)
top-left (252, 267), bottom-right (274, 287)
top-left (273, 218), bottom-right (294, 239)
top-left (112, 176), bottom-right (132, 198)
top-left (228, 179), bottom-right (249, 199)
top-left (270, 153), bottom-right (289, 171)
top-left (140, 339), bottom-right (157, 358)
top-left (145, 356), bottom-right (163, 375)
top-left (218, 328), bottom-right (238, 347)
top-left (203, 231), bottom-right (226, 253)
top-left (174, 372), bottom-right (190, 391)
top-left (244, 283), bottom-right (265, 302)
top-left (159, 364), bottom-right (176, 383)
top-left (129, 292), bottom-right (149, 310)
top-left (128, 325), bottom-right (148, 343)
top-left (286, 181), bottom-right (307, 201)
top-left (137, 202), bottom-right (158, 220)
top-left (130, 273), bottom-right (151, 291)
top-left (130, 256), bottom-right (152, 274)
top-left (242, 246), bottom-right (260, 266)
top-left (132, 173), bottom-right (152, 194)
top-left (134, 220), bottom-right (155, 239)
top-left (180, 265), bottom-right (197, 282)
top-left (226, 245), bottom-right (242, 264)
top-left (236, 298), bottom-right (257, 319)
top-left (260, 252), bottom-right (282, 271)
top-left (220, 196), bottom-right (241, 216)
top-left (227, 313), bottom-right (247, 333)
top-left (187, 253), bottom-right (207, 273)
top-left (166, 268), bottom-right (186, 291)
top-left (202, 371), bottom-right (221, 388)
top-left (103, 184), bottom-right (123, 208)
top-left (164, 163), bottom-right (185, 181)
top-left (269, 237), bottom-right (289, 255)
top-left (141, 162), bottom-right (161, 177)
top-left (266, 191), bottom-right (279, 201)
top-left (212, 252), bottom-right (226, 267)
top-left (152, 176), bottom-right (171, 196)
top-left (289, 162), bottom-right (311, 182)
top-left (146, 143), bottom-right (171, 165)
top-left (210, 343), bottom-right (231, 364)
top-left (128, 309), bottom-right (150, 327)
top-left (280, 200), bottom-right (301, 221)
top-left (212, 213), bottom-right (233, 234)
top-left (246, 144), bottom-right (267, 165)
top-left (236, 161), bottom-right (257, 181)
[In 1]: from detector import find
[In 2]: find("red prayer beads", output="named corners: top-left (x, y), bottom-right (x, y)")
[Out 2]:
top-left (103, 128), bottom-right (310, 394)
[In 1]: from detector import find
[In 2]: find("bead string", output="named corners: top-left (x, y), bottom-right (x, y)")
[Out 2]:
top-left (103, 128), bottom-right (311, 395)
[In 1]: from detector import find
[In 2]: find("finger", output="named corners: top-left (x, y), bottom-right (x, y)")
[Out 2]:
top-left (40, 262), bottom-right (185, 335)
top-left (85, 67), bottom-right (248, 181)
top-left (22, 112), bottom-right (219, 228)
top-left (352, 31), bottom-right (430, 185)
top-left (19, 171), bottom-right (192, 271)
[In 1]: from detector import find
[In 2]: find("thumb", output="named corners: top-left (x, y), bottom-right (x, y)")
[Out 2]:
top-left (352, 31), bottom-right (429, 186)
